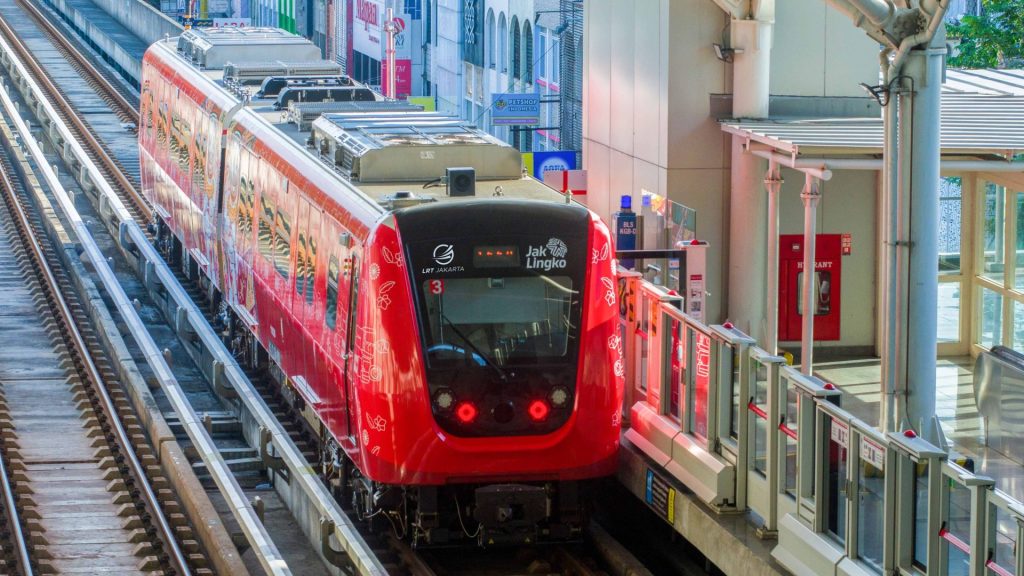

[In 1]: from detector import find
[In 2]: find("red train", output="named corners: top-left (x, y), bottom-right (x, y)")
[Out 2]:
top-left (138, 27), bottom-right (623, 545)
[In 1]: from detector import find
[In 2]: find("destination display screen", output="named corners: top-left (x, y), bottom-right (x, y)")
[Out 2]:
top-left (473, 245), bottom-right (520, 268)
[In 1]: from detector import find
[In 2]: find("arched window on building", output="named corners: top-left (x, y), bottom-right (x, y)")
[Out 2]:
top-left (511, 16), bottom-right (521, 80)
top-left (486, 9), bottom-right (496, 69)
top-left (498, 13), bottom-right (507, 73)
top-left (522, 20), bottom-right (533, 84)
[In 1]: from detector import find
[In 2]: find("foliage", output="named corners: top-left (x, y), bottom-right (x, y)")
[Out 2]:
top-left (947, 0), bottom-right (1024, 68)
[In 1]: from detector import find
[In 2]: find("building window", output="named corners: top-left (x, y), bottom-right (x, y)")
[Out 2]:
top-left (537, 29), bottom-right (547, 80)
top-left (486, 9), bottom-right (496, 69)
top-left (522, 20), bottom-right (533, 83)
top-left (498, 14), bottom-right (507, 72)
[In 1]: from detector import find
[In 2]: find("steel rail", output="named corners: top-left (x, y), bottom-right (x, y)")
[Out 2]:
top-left (0, 95), bottom-right (192, 576)
top-left (0, 161), bottom-right (35, 576)
top-left (0, 8), bottom-right (150, 222)
top-left (0, 26), bottom-right (302, 576)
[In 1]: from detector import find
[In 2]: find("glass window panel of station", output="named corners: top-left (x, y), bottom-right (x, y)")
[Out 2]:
top-left (692, 330), bottom-right (711, 442)
top-left (980, 287), bottom-right (1004, 349)
top-left (938, 282), bottom-right (961, 344)
top-left (669, 320), bottom-right (687, 422)
top-left (982, 183), bottom-right (1006, 284)
top-left (1012, 300), bottom-right (1024, 354)
top-left (939, 177), bottom-right (963, 276)
top-left (1017, 191), bottom-right (1024, 291)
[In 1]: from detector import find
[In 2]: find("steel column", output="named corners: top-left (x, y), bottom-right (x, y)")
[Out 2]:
top-left (765, 161), bottom-right (782, 354)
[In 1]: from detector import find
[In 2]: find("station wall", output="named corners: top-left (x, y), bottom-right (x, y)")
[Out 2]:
top-left (770, 0), bottom-right (878, 97)
top-left (584, 0), bottom-right (730, 322)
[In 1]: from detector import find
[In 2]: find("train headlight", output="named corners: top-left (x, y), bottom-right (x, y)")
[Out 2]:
top-left (433, 388), bottom-right (455, 411)
top-left (549, 387), bottom-right (570, 407)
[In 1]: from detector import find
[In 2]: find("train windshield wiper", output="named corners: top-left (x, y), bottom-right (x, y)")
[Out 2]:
top-left (441, 314), bottom-right (508, 382)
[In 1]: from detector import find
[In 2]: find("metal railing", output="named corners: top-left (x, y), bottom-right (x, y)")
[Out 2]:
top-left (620, 271), bottom-right (1024, 576)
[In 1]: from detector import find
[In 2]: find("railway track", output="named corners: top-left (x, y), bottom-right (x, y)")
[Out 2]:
top-left (0, 112), bottom-right (198, 573)
top-left (0, 0), bottom-right (148, 221)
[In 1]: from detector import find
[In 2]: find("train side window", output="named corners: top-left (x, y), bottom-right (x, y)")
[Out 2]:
top-left (325, 256), bottom-right (340, 329)
top-left (274, 209), bottom-right (291, 279)
top-left (258, 197), bottom-right (274, 261)
top-left (306, 236), bottom-right (317, 305)
top-left (296, 233), bottom-right (308, 296)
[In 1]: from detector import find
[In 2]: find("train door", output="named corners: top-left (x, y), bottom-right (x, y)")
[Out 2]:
top-left (319, 218), bottom-right (355, 439)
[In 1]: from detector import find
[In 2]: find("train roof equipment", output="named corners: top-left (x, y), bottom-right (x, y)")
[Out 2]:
top-left (257, 75), bottom-right (355, 98)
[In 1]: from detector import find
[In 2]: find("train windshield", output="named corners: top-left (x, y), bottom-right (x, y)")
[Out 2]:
top-left (421, 275), bottom-right (577, 368)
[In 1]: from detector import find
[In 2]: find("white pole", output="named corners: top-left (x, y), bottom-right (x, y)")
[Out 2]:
top-left (765, 161), bottom-right (783, 354)
top-left (384, 7), bottom-right (396, 99)
top-left (800, 174), bottom-right (821, 375)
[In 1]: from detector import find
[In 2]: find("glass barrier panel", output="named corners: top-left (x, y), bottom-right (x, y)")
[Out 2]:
top-left (912, 461), bottom-right (929, 571)
top-left (692, 328), bottom-right (712, 442)
top-left (824, 417), bottom-right (849, 545)
top-left (749, 357), bottom-right (770, 477)
top-left (988, 504), bottom-right (1016, 576)
top-left (783, 385), bottom-right (799, 499)
top-left (669, 318), bottom-right (686, 421)
top-left (728, 346), bottom-right (741, 440)
top-left (943, 481), bottom-right (972, 576)
top-left (857, 437), bottom-right (886, 570)
top-left (638, 295), bottom-right (650, 392)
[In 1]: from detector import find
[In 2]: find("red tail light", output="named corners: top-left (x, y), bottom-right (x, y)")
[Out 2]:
top-left (528, 400), bottom-right (550, 421)
top-left (455, 401), bottom-right (478, 424)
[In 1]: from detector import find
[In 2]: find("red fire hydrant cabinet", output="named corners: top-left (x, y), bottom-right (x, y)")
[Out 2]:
top-left (778, 234), bottom-right (842, 342)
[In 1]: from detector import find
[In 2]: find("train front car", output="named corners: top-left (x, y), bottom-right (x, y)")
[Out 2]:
top-left (353, 200), bottom-right (623, 546)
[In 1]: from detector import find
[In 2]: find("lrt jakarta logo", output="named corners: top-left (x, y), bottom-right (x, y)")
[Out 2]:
top-left (526, 238), bottom-right (568, 271)
top-left (433, 244), bottom-right (455, 266)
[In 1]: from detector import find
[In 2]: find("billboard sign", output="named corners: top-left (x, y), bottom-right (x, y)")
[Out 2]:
top-left (491, 93), bottom-right (540, 125)
top-left (531, 151), bottom-right (577, 180)
top-left (353, 0), bottom-right (383, 57)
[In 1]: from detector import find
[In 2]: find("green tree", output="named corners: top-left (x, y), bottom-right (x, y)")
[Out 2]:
top-left (947, 0), bottom-right (1024, 68)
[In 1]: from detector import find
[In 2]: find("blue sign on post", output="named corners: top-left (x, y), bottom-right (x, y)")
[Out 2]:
top-left (531, 151), bottom-right (577, 180)
top-left (491, 93), bottom-right (540, 125)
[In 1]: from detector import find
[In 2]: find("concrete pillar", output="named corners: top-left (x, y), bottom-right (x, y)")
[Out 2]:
top-left (729, 140), bottom-right (767, 340)
top-left (900, 39), bottom-right (944, 441)
top-left (800, 175), bottom-right (821, 375)
top-left (726, 19), bottom-right (772, 341)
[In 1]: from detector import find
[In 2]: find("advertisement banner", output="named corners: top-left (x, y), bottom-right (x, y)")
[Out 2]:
top-left (353, 0), bottom-right (383, 56)
top-left (393, 13), bottom-right (412, 60)
top-left (531, 150), bottom-right (576, 180)
top-left (381, 58), bottom-right (412, 98)
top-left (491, 93), bottom-right (540, 126)
top-left (407, 96), bottom-right (436, 111)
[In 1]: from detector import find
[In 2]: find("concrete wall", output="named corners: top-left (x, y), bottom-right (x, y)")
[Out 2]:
top-left (88, 0), bottom-right (181, 46)
top-left (771, 0), bottom-right (878, 97)
top-left (584, 0), bottom-right (730, 322)
top-left (777, 167), bottom-right (879, 349)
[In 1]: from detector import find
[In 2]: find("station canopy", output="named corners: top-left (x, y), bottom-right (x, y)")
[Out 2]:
top-left (722, 69), bottom-right (1024, 160)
